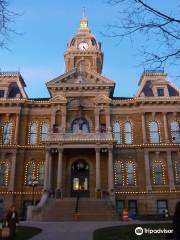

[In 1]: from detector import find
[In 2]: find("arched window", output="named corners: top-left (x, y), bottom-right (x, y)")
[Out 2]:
top-left (171, 121), bottom-right (180, 143)
top-left (125, 122), bottom-right (133, 144)
top-left (41, 123), bottom-right (49, 142)
top-left (114, 162), bottom-right (124, 185)
top-left (152, 161), bottom-right (165, 185)
top-left (126, 162), bottom-right (136, 185)
top-left (2, 122), bottom-right (13, 144)
top-left (37, 163), bottom-right (44, 186)
top-left (149, 121), bottom-right (160, 143)
top-left (29, 123), bottom-right (38, 145)
top-left (0, 162), bottom-right (9, 186)
top-left (25, 162), bottom-right (35, 185)
top-left (71, 118), bottom-right (90, 133)
top-left (113, 122), bottom-right (121, 144)
top-left (175, 161), bottom-right (180, 184)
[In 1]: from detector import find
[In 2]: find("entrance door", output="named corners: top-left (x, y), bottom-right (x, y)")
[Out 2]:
top-left (71, 160), bottom-right (89, 197)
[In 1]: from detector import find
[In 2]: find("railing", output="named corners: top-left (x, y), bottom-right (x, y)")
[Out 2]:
top-left (75, 192), bottom-right (80, 213)
top-left (143, 69), bottom-right (164, 74)
top-left (44, 131), bottom-right (114, 143)
top-left (0, 71), bottom-right (20, 75)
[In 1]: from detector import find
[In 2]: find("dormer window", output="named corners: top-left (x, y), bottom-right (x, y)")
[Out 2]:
top-left (157, 88), bottom-right (164, 97)
top-left (0, 90), bottom-right (4, 98)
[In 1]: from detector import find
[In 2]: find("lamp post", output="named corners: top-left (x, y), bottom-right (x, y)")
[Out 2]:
top-left (28, 176), bottom-right (38, 206)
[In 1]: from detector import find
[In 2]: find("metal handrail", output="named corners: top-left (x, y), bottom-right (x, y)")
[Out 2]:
top-left (75, 192), bottom-right (80, 213)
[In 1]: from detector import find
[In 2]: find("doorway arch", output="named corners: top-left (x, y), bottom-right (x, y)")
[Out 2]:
top-left (71, 159), bottom-right (90, 197)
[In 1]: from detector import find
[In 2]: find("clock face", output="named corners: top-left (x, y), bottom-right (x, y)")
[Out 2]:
top-left (78, 42), bottom-right (89, 51)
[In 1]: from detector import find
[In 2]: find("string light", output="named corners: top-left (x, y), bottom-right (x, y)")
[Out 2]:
top-left (24, 161), bottom-right (36, 185)
top-left (114, 160), bottom-right (136, 186)
top-left (152, 160), bottom-right (166, 185)
top-left (0, 161), bottom-right (9, 186)
top-left (1, 121), bottom-right (14, 145)
top-left (175, 161), bottom-right (180, 184)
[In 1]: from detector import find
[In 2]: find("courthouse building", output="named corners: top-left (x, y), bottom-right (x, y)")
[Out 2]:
top-left (0, 16), bottom-right (180, 219)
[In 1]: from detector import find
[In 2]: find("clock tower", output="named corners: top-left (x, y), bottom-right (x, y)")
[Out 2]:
top-left (64, 16), bottom-right (103, 74)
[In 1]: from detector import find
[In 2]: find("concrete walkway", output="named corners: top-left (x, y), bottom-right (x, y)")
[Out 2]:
top-left (21, 220), bottom-right (171, 240)
top-left (21, 221), bottom-right (126, 240)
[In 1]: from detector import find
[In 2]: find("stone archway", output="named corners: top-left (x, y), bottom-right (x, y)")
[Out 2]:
top-left (71, 159), bottom-right (90, 197)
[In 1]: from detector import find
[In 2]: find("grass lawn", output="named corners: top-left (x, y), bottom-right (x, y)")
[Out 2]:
top-left (94, 223), bottom-right (173, 240)
top-left (15, 226), bottom-right (42, 240)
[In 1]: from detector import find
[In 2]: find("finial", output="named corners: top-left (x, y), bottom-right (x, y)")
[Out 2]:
top-left (80, 8), bottom-right (88, 30)
top-left (82, 7), bottom-right (85, 18)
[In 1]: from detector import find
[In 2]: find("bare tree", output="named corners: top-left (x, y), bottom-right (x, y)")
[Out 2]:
top-left (0, 0), bottom-right (17, 48)
top-left (105, 0), bottom-right (180, 68)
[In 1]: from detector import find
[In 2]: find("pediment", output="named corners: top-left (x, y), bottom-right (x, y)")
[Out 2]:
top-left (46, 68), bottom-right (115, 87)
top-left (94, 94), bottom-right (112, 104)
top-left (50, 95), bottom-right (67, 103)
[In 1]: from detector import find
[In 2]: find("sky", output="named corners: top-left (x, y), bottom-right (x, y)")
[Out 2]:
top-left (0, 0), bottom-right (179, 98)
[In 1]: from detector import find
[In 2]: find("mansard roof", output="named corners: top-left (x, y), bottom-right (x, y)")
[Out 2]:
top-left (136, 70), bottom-right (180, 97)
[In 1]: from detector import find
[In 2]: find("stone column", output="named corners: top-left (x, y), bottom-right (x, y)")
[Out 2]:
top-left (163, 112), bottom-right (169, 143)
top-left (167, 151), bottom-right (175, 190)
top-left (50, 111), bottom-right (56, 129)
top-left (105, 109), bottom-right (111, 132)
top-left (48, 151), bottom-right (52, 190)
top-left (95, 148), bottom-right (101, 190)
top-left (44, 149), bottom-right (50, 190)
top-left (8, 152), bottom-right (17, 191)
top-left (141, 113), bottom-right (147, 144)
top-left (61, 112), bottom-right (66, 133)
top-left (14, 114), bottom-right (20, 144)
top-left (108, 148), bottom-right (114, 192)
top-left (144, 150), bottom-right (152, 191)
top-left (57, 148), bottom-right (63, 190)
top-left (95, 109), bottom-right (99, 132)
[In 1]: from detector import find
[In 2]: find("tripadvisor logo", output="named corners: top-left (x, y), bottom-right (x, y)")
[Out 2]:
top-left (135, 227), bottom-right (143, 236)
top-left (135, 226), bottom-right (173, 236)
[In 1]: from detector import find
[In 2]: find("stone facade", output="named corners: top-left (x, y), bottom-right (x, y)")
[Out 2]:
top-left (0, 16), bottom-right (180, 218)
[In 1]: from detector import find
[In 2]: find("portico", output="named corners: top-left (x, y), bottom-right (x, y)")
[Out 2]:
top-left (43, 143), bottom-right (114, 198)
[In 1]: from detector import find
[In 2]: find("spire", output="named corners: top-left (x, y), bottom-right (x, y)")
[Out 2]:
top-left (80, 8), bottom-right (89, 30)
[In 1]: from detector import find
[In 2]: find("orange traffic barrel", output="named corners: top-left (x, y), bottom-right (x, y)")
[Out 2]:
top-left (73, 212), bottom-right (80, 221)
top-left (122, 208), bottom-right (129, 221)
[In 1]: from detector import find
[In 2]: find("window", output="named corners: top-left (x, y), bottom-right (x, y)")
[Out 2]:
top-left (41, 123), bottom-right (49, 142)
top-left (126, 162), bottom-right (136, 185)
top-left (157, 88), bottom-right (164, 97)
top-left (116, 200), bottom-right (125, 214)
top-left (0, 90), bottom-right (4, 98)
top-left (149, 121), bottom-right (160, 143)
top-left (29, 123), bottom-right (38, 145)
top-left (125, 122), bottom-right (133, 144)
top-left (113, 122), bottom-right (121, 144)
top-left (157, 200), bottom-right (168, 215)
top-left (2, 122), bottom-right (13, 144)
top-left (37, 163), bottom-right (44, 186)
top-left (152, 161), bottom-right (165, 185)
top-left (175, 161), bottom-right (180, 184)
top-left (128, 200), bottom-right (137, 218)
top-left (0, 162), bottom-right (8, 186)
top-left (71, 118), bottom-right (90, 133)
top-left (114, 162), bottom-right (124, 185)
top-left (25, 162), bottom-right (35, 185)
top-left (171, 121), bottom-right (180, 143)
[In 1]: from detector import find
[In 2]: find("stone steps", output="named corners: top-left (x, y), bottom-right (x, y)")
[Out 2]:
top-left (37, 198), bottom-right (119, 221)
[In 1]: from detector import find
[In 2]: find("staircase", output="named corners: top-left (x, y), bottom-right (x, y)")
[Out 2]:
top-left (32, 198), bottom-right (119, 221)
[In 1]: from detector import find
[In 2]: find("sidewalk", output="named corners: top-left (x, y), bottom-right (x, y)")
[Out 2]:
top-left (22, 221), bottom-right (122, 240)
top-left (22, 220), bottom-right (171, 240)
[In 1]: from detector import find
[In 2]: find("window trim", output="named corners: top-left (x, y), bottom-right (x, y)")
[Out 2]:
top-left (124, 121), bottom-right (133, 144)
top-left (149, 121), bottom-right (160, 144)
top-left (113, 121), bottom-right (121, 144)
top-left (29, 122), bottom-right (38, 145)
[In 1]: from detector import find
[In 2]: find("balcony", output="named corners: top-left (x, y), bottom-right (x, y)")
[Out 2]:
top-left (44, 131), bottom-right (114, 144)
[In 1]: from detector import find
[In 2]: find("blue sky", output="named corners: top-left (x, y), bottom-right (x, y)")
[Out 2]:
top-left (0, 0), bottom-right (179, 98)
